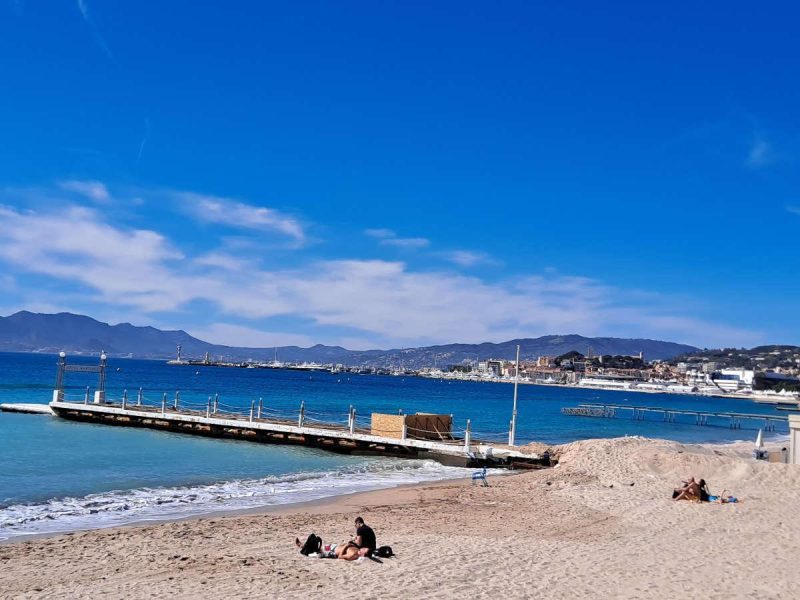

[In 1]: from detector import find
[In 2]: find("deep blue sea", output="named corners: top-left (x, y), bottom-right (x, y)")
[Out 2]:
top-left (0, 352), bottom-right (788, 540)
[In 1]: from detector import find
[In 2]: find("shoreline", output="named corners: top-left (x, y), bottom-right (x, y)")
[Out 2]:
top-left (0, 475), bottom-right (483, 546)
top-left (1, 435), bottom-right (797, 598)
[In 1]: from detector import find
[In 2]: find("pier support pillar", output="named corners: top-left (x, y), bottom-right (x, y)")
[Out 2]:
top-left (93, 391), bottom-right (105, 405)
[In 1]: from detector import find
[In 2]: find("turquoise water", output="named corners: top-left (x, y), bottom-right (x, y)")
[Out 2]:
top-left (0, 352), bottom-right (788, 539)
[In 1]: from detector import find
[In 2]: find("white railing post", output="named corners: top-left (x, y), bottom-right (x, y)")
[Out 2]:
top-left (298, 401), bottom-right (305, 427)
top-left (465, 419), bottom-right (472, 449)
top-left (206, 396), bottom-right (211, 418)
top-left (249, 400), bottom-right (255, 422)
top-left (508, 420), bottom-right (513, 446)
top-left (173, 391), bottom-right (180, 411)
top-left (161, 392), bottom-right (167, 417)
top-left (213, 393), bottom-right (219, 414)
top-left (348, 405), bottom-right (353, 430)
top-left (257, 397), bottom-right (263, 420)
top-left (349, 408), bottom-right (356, 434)
top-left (137, 387), bottom-right (142, 406)
top-left (122, 389), bottom-right (128, 410)
top-left (402, 418), bottom-right (408, 440)
top-left (84, 386), bottom-right (90, 405)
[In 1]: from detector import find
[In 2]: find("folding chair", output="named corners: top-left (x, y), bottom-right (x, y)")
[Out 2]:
top-left (471, 466), bottom-right (488, 487)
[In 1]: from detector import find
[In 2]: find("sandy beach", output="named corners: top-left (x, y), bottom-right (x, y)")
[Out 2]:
top-left (1, 436), bottom-right (797, 599)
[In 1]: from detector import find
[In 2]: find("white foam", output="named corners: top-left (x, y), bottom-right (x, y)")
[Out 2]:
top-left (0, 459), bottom-right (488, 541)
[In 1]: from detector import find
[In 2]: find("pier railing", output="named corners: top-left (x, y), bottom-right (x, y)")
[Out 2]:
top-left (562, 402), bottom-right (789, 432)
top-left (54, 389), bottom-right (518, 446)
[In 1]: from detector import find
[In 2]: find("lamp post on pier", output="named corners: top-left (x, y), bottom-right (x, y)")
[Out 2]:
top-left (509, 344), bottom-right (520, 446)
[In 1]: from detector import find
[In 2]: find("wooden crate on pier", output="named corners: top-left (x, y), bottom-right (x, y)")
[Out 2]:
top-left (370, 413), bottom-right (452, 441)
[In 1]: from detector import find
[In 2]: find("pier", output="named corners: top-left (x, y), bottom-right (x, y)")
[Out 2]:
top-left (563, 402), bottom-right (789, 431)
top-left (1, 352), bottom-right (549, 470)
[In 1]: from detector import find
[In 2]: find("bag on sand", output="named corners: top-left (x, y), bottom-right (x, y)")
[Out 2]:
top-left (300, 533), bottom-right (322, 556)
top-left (374, 545), bottom-right (394, 558)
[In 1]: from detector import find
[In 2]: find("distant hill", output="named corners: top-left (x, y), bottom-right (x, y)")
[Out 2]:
top-left (0, 311), bottom-right (698, 366)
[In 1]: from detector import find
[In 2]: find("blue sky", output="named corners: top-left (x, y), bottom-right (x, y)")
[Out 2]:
top-left (0, 1), bottom-right (798, 349)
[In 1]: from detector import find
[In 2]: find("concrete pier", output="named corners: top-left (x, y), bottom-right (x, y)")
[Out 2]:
top-left (0, 403), bottom-right (55, 415)
top-left (47, 399), bottom-right (547, 469)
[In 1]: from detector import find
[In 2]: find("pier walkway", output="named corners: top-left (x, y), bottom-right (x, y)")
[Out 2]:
top-left (40, 392), bottom-right (545, 469)
top-left (563, 402), bottom-right (789, 431)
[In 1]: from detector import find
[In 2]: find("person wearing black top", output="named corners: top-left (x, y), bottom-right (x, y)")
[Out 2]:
top-left (353, 516), bottom-right (376, 557)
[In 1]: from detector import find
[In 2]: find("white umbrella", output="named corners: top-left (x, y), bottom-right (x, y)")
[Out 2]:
top-left (755, 428), bottom-right (764, 449)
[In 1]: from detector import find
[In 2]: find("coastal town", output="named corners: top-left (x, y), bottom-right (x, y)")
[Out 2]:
top-left (170, 345), bottom-right (800, 404)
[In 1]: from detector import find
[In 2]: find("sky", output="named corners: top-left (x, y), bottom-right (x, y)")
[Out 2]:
top-left (0, 1), bottom-right (798, 350)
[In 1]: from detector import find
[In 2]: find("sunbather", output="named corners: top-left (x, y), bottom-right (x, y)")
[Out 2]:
top-left (673, 477), bottom-right (709, 502)
top-left (295, 536), bottom-right (362, 560)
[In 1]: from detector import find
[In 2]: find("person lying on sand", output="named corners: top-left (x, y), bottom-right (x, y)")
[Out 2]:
top-left (673, 478), bottom-right (710, 502)
top-left (295, 537), bottom-right (363, 561)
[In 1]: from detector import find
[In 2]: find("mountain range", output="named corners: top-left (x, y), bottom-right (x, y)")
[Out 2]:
top-left (0, 311), bottom-right (698, 367)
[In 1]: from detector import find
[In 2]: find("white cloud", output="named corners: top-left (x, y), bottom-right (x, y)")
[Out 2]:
top-left (0, 202), bottom-right (763, 349)
top-left (179, 192), bottom-right (305, 245)
top-left (746, 138), bottom-right (773, 168)
top-left (188, 323), bottom-right (316, 348)
top-left (786, 205), bottom-right (800, 216)
top-left (59, 180), bottom-right (111, 203)
top-left (442, 250), bottom-right (496, 267)
top-left (365, 227), bottom-right (429, 250)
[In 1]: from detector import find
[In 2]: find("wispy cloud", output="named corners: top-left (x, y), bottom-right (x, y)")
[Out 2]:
top-left (380, 237), bottom-right (430, 249)
top-left (442, 250), bottom-right (497, 267)
top-left (179, 193), bottom-right (306, 245)
top-left (787, 205), bottom-right (800, 216)
top-left (365, 227), bottom-right (429, 250)
top-left (59, 180), bottom-right (111, 203)
top-left (364, 228), bottom-right (395, 239)
top-left (746, 137), bottom-right (774, 168)
top-left (0, 201), bottom-right (761, 349)
top-left (76, 0), bottom-right (112, 59)
top-left (137, 118), bottom-right (150, 164)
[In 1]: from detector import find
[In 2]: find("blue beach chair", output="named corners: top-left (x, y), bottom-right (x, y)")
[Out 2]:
top-left (472, 467), bottom-right (488, 487)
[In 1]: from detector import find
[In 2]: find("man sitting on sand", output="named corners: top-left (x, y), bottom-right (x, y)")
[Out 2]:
top-left (353, 516), bottom-right (377, 558)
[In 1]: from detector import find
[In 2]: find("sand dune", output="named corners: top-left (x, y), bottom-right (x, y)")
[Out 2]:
top-left (1, 436), bottom-right (797, 599)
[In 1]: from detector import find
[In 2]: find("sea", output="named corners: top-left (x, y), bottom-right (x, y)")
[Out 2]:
top-left (0, 351), bottom-right (789, 541)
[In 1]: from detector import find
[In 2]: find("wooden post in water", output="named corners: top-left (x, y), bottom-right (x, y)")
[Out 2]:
top-left (161, 392), bottom-right (167, 416)
top-left (173, 391), bottom-right (180, 411)
top-left (298, 401), bottom-right (305, 427)
top-left (137, 387), bottom-right (142, 406)
top-left (465, 419), bottom-right (471, 449)
top-left (122, 389), bottom-right (128, 410)
top-left (84, 386), bottom-right (90, 405)
top-left (249, 400), bottom-right (255, 422)
top-left (257, 397), bottom-right (263, 420)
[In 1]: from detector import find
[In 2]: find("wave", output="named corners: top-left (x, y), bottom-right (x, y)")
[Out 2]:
top-left (0, 459), bottom-right (481, 541)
